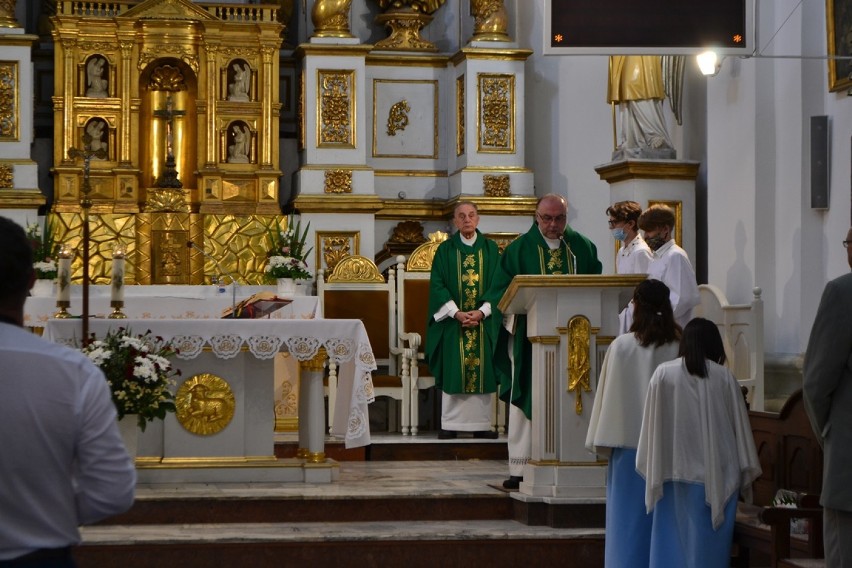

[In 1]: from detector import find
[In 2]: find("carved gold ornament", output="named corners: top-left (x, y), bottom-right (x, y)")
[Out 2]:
top-left (389, 220), bottom-right (425, 244)
top-left (470, 0), bottom-right (511, 42)
top-left (176, 373), bottom-right (236, 436)
top-left (318, 70), bottom-right (354, 147)
top-left (0, 0), bottom-right (20, 28)
top-left (0, 62), bottom-right (18, 140)
top-left (478, 74), bottom-right (515, 153)
top-left (0, 164), bottom-right (12, 188)
top-left (316, 231), bottom-right (359, 274)
top-left (372, 0), bottom-right (446, 51)
top-left (145, 188), bottom-right (189, 212)
top-left (483, 174), bottom-right (510, 196)
top-left (328, 255), bottom-right (384, 283)
top-left (324, 169), bottom-right (353, 193)
top-left (311, 0), bottom-right (353, 38)
top-left (567, 316), bottom-right (592, 415)
top-left (386, 100), bottom-right (410, 136)
top-left (406, 230), bottom-right (447, 271)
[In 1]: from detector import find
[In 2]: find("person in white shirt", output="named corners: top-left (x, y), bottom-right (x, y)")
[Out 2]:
top-left (586, 279), bottom-right (681, 568)
top-left (619, 204), bottom-right (700, 334)
top-left (636, 318), bottom-right (761, 568)
top-left (0, 217), bottom-right (136, 566)
top-left (606, 200), bottom-right (653, 274)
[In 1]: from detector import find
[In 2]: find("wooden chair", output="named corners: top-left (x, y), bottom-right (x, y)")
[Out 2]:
top-left (317, 255), bottom-right (408, 433)
top-left (693, 284), bottom-right (765, 410)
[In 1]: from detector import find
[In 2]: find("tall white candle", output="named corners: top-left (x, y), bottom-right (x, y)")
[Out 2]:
top-left (111, 251), bottom-right (125, 303)
top-left (57, 255), bottom-right (72, 303)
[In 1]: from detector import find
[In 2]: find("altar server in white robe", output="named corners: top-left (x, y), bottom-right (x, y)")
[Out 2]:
top-left (637, 318), bottom-right (761, 568)
top-left (586, 279), bottom-right (681, 568)
top-left (618, 204), bottom-right (699, 334)
top-left (606, 200), bottom-right (653, 274)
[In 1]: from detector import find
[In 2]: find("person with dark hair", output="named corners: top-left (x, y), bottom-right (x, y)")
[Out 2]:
top-left (618, 204), bottom-right (699, 334)
top-left (0, 216), bottom-right (136, 566)
top-left (486, 193), bottom-right (602, 490)
top-left (636, 317), bottom-right (760, 568)
top-left (606, 200), bottom-right (652, 274)
top-left (802, 226), bottom-right (852, 567)
top-left (425, 202), bottom-right (501, 439)
top-left (585, 279), bottom-right (681, 568)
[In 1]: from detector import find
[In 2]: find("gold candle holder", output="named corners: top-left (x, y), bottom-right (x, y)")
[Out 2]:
top-left (54, 300), bottom-right (71, 319)
top-left (108, 300), bottom-right (127, 319)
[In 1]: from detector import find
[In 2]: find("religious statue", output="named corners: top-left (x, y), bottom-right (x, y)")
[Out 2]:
top-left (86, 57), bottom-right (108, 98)
top-left (228, 125), bottom-right (251, 163)
top-left (86, 120), bottom-right (107, 159)
top-left (228, 63), bottom-right (251, 102)
top-left (607, 55), bottom-right (683, 160)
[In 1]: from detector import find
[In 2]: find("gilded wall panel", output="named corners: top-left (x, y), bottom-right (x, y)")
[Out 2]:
top-left (316, 69), bottom-right (355, 148)
top-left (372, 79), bottom-right (438, 159)
top-left (477, 73), bottom-right (515, 153)
top-left (53, 213), bottom-right (137, 286)
top-left (0, 61), bottom-right (18, 140)
top-left (316, 231), bottom-right (360, 274)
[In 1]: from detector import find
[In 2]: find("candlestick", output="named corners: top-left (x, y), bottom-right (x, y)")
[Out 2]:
top-left (111, 248), bottom-right (125, 304)
top-left (56, 245), bottom-right (72, 305)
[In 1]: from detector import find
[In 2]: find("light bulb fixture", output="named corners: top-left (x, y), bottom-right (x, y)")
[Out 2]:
top-left (697, 50), bottom-right (723, 76)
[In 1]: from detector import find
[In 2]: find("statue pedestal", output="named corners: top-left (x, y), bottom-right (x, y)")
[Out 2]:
top-left (498, 275), bottom-right (645, 523)
top-left (595, 159), bottom-right (700, 263)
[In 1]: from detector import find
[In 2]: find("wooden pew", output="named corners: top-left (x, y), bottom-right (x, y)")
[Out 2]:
top-left (732, 390), bottom-right (824, 567)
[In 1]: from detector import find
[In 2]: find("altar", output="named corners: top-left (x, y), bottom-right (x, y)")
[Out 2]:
top-left (46, 317), bottom-right (376, 484)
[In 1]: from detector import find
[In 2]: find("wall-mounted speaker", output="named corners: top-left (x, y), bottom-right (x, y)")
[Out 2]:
top-left (810, 115), bottom-right (829, 210)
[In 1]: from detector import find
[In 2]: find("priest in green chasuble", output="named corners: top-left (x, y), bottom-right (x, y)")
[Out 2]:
top-left (425, 202), bottom-right (502, 440)
top-left (485, 194), bottom-right (602, 489)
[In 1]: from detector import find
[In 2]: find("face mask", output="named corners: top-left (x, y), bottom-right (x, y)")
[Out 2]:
top-left (611, 227), bottom-right (627, 241)
top-left (646, 235), bottom-right (666, 251)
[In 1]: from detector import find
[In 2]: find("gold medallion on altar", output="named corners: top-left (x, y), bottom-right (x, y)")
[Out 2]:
top-left (175, 374), bottom-right (236, 436)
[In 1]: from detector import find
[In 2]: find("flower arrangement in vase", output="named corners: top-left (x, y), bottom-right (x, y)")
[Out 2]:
top-left (26, 219), bottom-right (58, 281)
top-left (264, 213), bottom-right (312, 283)
top-left (80, 328), bottom-right (180, 431)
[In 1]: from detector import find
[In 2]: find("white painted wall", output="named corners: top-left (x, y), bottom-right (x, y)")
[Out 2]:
top-left (509, 0), bottom-right (852, 357)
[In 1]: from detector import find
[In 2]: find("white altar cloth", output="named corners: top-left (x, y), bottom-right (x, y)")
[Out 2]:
top-left (25, 285), bottom-right (320, 326)
top-left (45, 318), bottom-right (375, 449)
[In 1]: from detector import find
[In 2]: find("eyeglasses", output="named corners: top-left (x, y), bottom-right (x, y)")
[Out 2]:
top-left (607, 218), bottom-right (624, 228)
top-left (537, 213), bottom-right (566, 224)
top-left (844, 240), bottom-right (852, 248)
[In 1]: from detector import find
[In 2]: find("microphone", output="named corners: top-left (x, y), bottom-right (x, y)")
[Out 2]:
top-left (559, 236), bottom-right (578, 274)
top-left (187, 241), bottom-right (239, 317)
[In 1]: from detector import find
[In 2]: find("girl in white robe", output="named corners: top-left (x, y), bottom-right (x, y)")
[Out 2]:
top-left (586, 279), bottom-right (681, 568)
top-left (637, 318), bottom-right (761, 568)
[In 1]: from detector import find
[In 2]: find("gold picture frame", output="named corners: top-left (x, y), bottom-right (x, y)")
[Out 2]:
top-left (827, 0), bottom-right (852, 92)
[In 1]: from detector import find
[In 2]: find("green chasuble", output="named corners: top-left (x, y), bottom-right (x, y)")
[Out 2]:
top-left (484, 223), bottom-right (602, 419)
top-left (425, 230), bottom-right (502, 395)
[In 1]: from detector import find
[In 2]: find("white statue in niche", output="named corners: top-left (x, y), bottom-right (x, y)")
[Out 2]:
top-left (227, 125), bottom-right (251, 163)
top-left (86, 57), bottom-right (108, 98)
top-left (86, 120), bottom-right (107, 159)
top-left (228, 63), bottom-right (251, 102)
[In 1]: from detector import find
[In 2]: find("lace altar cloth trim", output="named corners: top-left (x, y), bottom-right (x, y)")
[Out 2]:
top-left (45, 318), bottom-right (376, 448)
